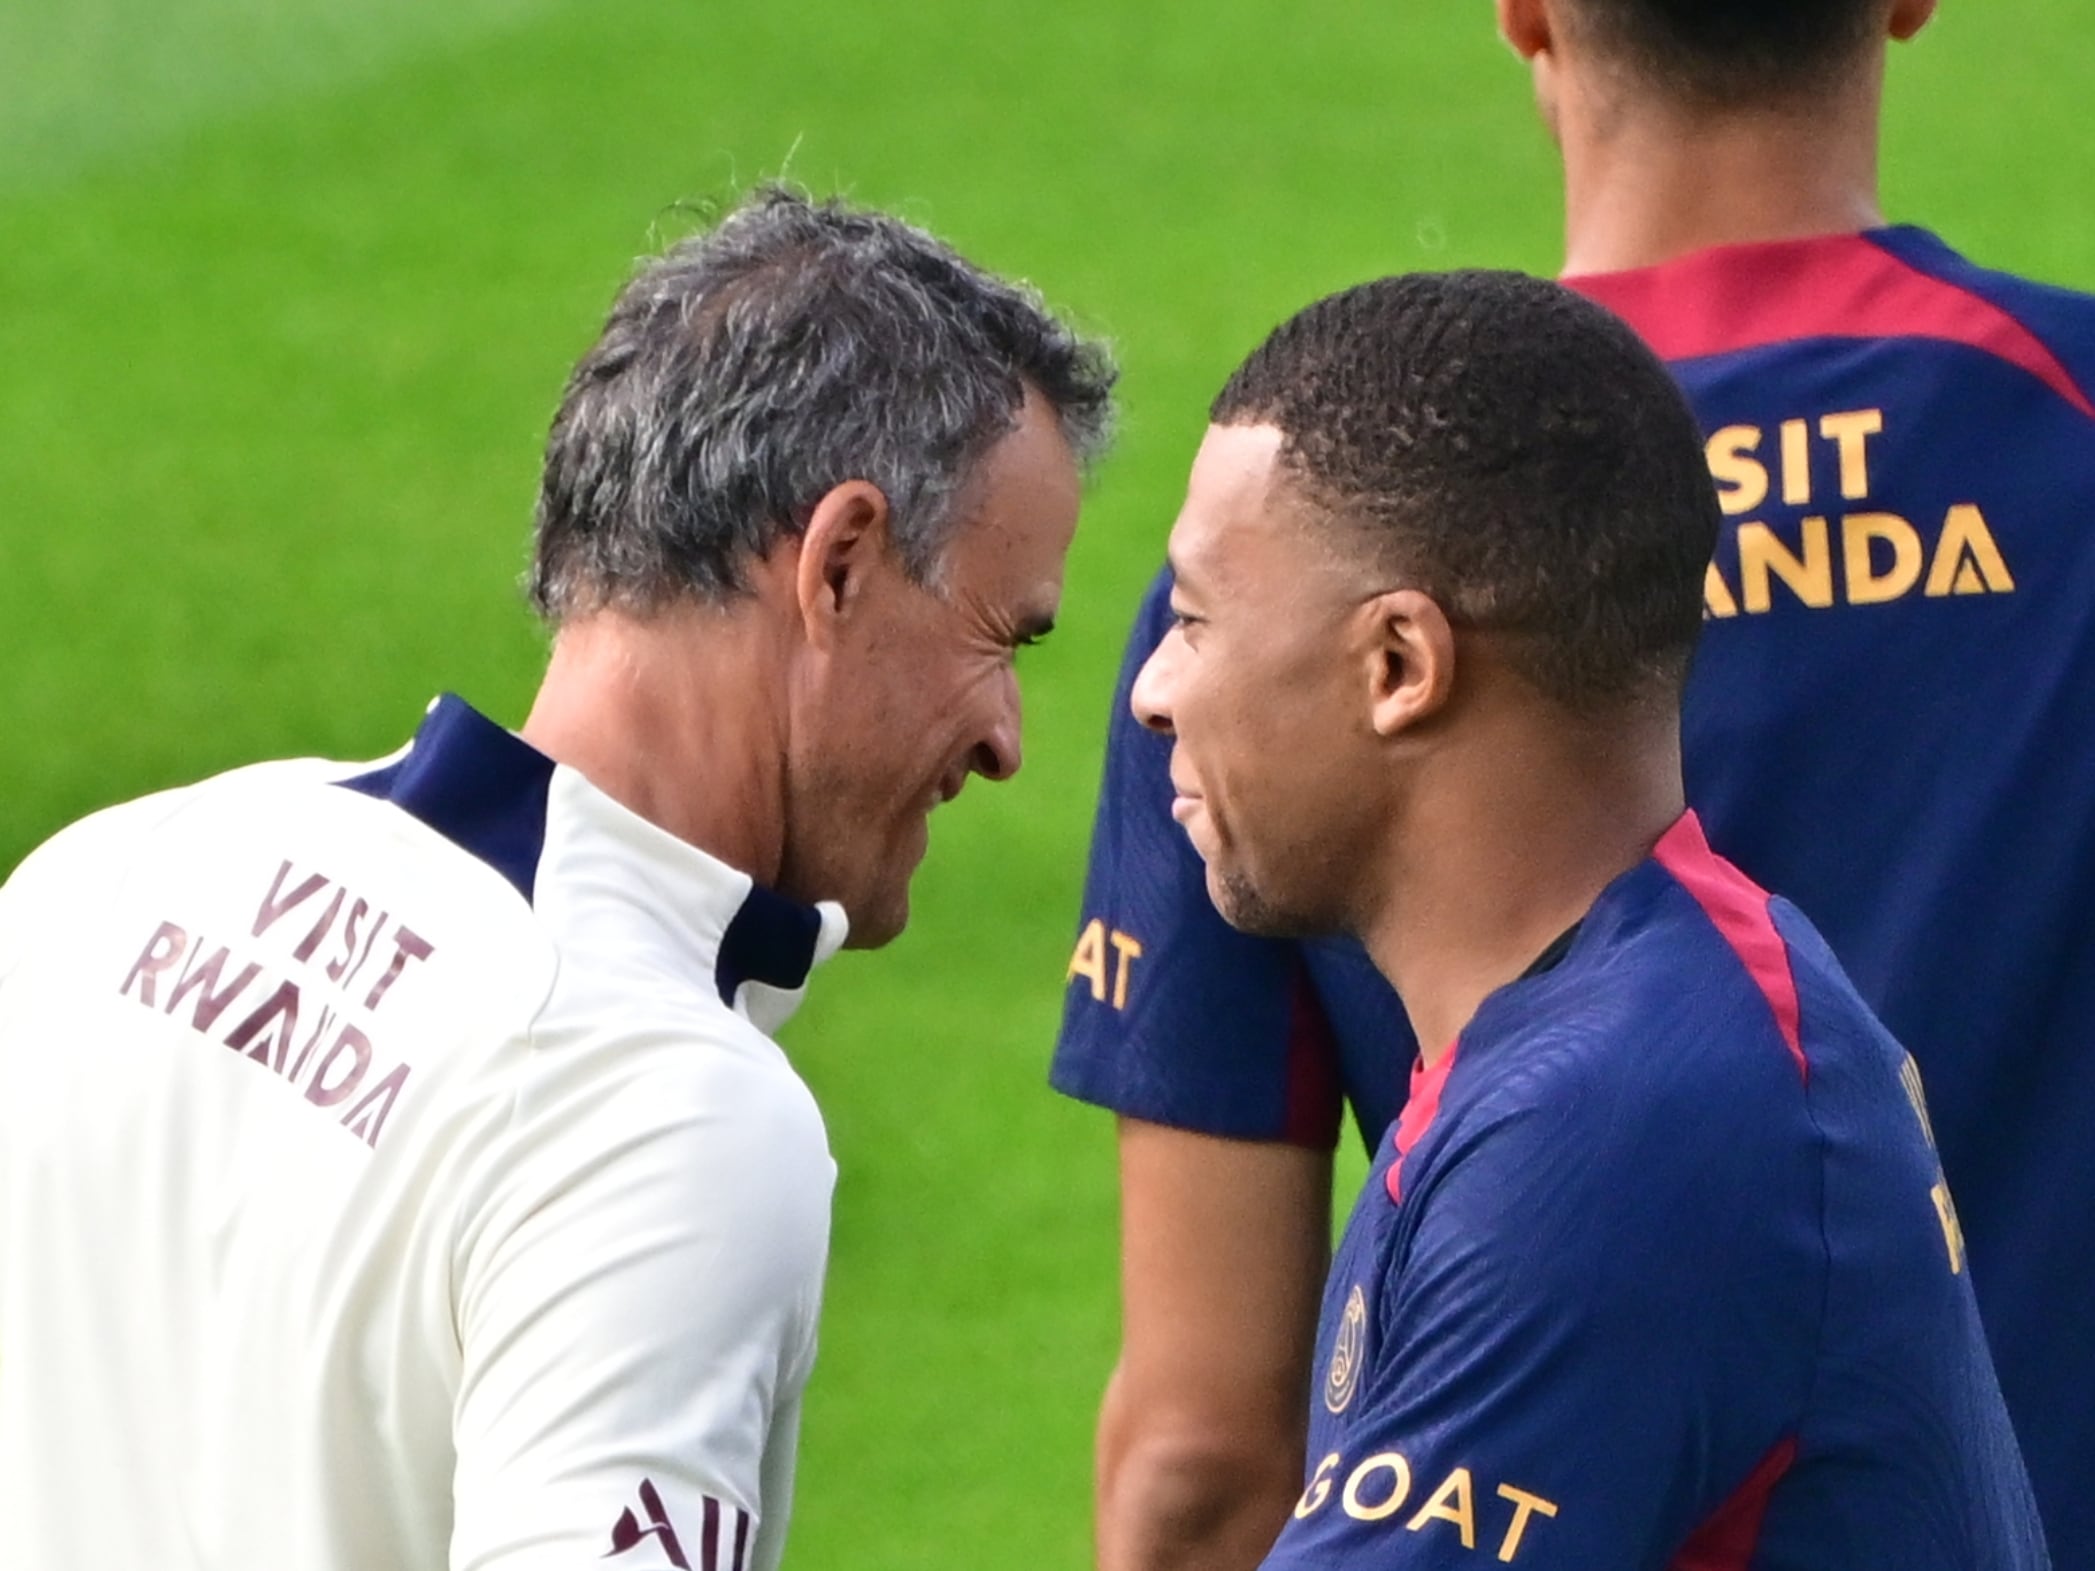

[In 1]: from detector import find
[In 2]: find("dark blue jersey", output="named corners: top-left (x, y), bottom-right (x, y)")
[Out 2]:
top-left (1053, 228), bottom-right (2095, 1560)
top-left (1263, 814), bottom-right (2044, 1570)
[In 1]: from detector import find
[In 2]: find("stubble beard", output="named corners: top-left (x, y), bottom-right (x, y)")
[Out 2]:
top-left (1211, 863), bottom-right (1330, 941)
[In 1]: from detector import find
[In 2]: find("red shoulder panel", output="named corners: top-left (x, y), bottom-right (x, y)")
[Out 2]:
top-left (1567, 232), bottom-right (2095, 419)
top-left (1652, 812), bottom-right (1807, 1083)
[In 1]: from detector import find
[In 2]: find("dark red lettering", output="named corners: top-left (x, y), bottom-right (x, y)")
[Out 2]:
top-left (286, 1005), bottom-right (337, 1082)
top-left (252, 862), bottom-right (328, 940)
top-left (342, 1062), bottom-right (412, 1149)
top-left (363, 927), bottom-right (435, 1011)
top-left (291, 887), bottom-right (345, 964)
top-left (165, 944), bottom-right (261, 1033)
top-left (119, 922), bottom-right (188, 1005)
top-left (222, 981), bottom-right (300, 1072)
top-left (326, 898), bottom-right (369, 983)
top-left (303, 1024), bottom-right (371, 1107)
top-left (341, 908), bottom-right (391, 990)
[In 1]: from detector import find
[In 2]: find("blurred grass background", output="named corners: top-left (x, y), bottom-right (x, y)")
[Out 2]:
top-left (2, 3), bottom-right (2089, 1565)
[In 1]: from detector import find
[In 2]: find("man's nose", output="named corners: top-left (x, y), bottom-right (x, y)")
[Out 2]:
top-left (972, 666), bottom-right (1023, 781)
top-left (1130, 636), bottom-right (1178, 738)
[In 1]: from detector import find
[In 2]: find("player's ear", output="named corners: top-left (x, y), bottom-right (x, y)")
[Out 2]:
top-left (1363, 589), bottom-right (1456, 739)
top-left (1497, 0), bottom-right (1553, 61)
top-left (792, 480), bottom-right (894, 648)
top-left (1889, 0), bottom-right (1937, 42)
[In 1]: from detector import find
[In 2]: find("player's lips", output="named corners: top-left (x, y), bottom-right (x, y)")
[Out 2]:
top-left (1168, 769), bottom-right (1204, 825)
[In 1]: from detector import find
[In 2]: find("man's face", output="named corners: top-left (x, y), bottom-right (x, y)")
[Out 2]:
top-left (1131, 424), bottom-right (1388, 939)
top-left (787, 392), bottom-right (1082, 948)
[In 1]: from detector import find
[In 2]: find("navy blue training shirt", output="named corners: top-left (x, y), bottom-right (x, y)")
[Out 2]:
top-left (1263, 815), bottom-right (2044, 1569)
top-left (1053, 228), bottom-right (2095, 1561)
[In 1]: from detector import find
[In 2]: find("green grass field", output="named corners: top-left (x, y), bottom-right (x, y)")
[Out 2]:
top-left (4, 4), bottom-right (2091, 1565)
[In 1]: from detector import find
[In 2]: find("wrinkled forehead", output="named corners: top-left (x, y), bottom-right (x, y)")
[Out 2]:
top-left (945, 393), bottom-right (1084, 617)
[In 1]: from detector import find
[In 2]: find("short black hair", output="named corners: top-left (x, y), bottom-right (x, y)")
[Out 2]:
top-left (1211, 270), bottom-right (1718, 715)
top-left (1565, 0), bottom-right (1885, 104)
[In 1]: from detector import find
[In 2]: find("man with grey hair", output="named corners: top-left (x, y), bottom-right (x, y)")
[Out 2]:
top-left (0, 186), bottom-right (1114, 1571)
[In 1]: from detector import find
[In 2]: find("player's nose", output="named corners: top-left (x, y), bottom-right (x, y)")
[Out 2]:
top-left (1130, 636), bottom-right (1178, 738)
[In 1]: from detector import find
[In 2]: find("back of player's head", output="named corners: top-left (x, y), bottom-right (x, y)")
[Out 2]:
top-left (1210, 270), bottom-right (1718, 715)
top-left (529, 186), bottom-right (1116, 624)
top-left (1561, 0), bottom-right (1888, 104)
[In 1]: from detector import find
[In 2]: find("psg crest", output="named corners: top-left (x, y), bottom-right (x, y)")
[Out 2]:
top-left (1324, 1285), bottom-right (1368, 1415)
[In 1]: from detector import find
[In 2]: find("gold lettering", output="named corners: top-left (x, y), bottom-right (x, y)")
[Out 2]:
top-left (1842, 513), bottom-right (1924, 605)
top-left (1738, 517), bottom-right (1834, 613)
top-left (1705, 425), bottom-right (1769, 516)
top-left (1108, 930), bottom-right (1145, 1010)
top-left (1780, 418), bottom-right (1813, 505)
top-left (1295, 1452), bottom-right (1342, 1519)
top-left (1495, 1484), bottom-right (1561, 1563)
top-left (1932, 1180), bottom-right (1969, 1275)
top-left (1703, 561), bottom-right (1740, 619)
top-left (1819, 409), bottom-right (1884, 500)
top-left (1066, 918), bottom-right (1108, 1004)
top-left (1901, 1055), bottom-right (1939, 1150)
top-left (1405, 1467), bottom-right (1477, 1548)
top-left (1342, 1453), bottom-right (1414, 1523)
top-left (1925, 504), bottom-right (2015, 598)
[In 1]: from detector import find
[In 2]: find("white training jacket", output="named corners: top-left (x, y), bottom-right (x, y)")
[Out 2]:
top-left (0, 695), bottom-right (846, 1571)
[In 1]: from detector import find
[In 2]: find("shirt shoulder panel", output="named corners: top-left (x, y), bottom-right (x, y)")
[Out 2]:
top-left (1569, 227), bottom-right (2095, 422)
top-left (1866, 226), bottom-right (2095, 415)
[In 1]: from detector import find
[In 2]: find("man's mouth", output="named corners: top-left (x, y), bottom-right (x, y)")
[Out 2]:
top-left (1168, 767), bottom-right (1203, 825)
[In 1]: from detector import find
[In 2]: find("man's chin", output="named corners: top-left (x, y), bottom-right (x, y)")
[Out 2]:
top-left (1209, 865), bottom-right (1323, 941)
top-left (838, 888), bottom-right (910, 950)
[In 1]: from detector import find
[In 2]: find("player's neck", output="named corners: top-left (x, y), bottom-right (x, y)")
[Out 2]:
top-left (1558, 84), bottom-right (1885, 277)
top-left (1360, 704), bottom-right (1684, 1064)
top-left (522, 608), bottom-right (792, 887)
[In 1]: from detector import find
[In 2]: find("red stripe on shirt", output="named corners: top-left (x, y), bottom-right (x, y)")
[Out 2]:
top-left (1670, 1437), bottom-right (1800, 1570)
top-left (1282, 955), bottom-right (1344, 1148)
top-left (1386, 1042), bottom-right (1459, 1204)
top-left (731, 1509), bottom-right (752, 1571)
top-left (1653, 812), bottom-right (1807, 1081)
top-left (1565, 232), bottom-right (2095, 419)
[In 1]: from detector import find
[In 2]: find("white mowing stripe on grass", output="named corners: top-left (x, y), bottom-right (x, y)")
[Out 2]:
top-left (0, 0), bottom-right (572, 194)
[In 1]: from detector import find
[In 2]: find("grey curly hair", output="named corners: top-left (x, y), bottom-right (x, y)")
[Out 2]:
top-left (528, 186), bottom-right (1117, 622)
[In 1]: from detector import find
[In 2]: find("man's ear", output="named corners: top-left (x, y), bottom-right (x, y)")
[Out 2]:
top-left (1365, 588), bottom-right (1457, 739)
top-left (1889, 0), bottom-right (1938, 43)
top-left (1497, 0), bottom-right (1553, 61)
top-left (793, 480), bottom-right (893, 647)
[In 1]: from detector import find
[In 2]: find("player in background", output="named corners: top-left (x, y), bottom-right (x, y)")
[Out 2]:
top-left (1055, 1), bottom-right (2095, 1566)
top-left (0, 188), bottom-right (1115, 1571)
top-left (1137, 269), bottom-right (2046, 1569)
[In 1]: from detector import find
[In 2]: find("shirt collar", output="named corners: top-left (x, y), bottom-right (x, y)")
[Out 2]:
top-left (342, 695), bottom-right (847, 1032)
